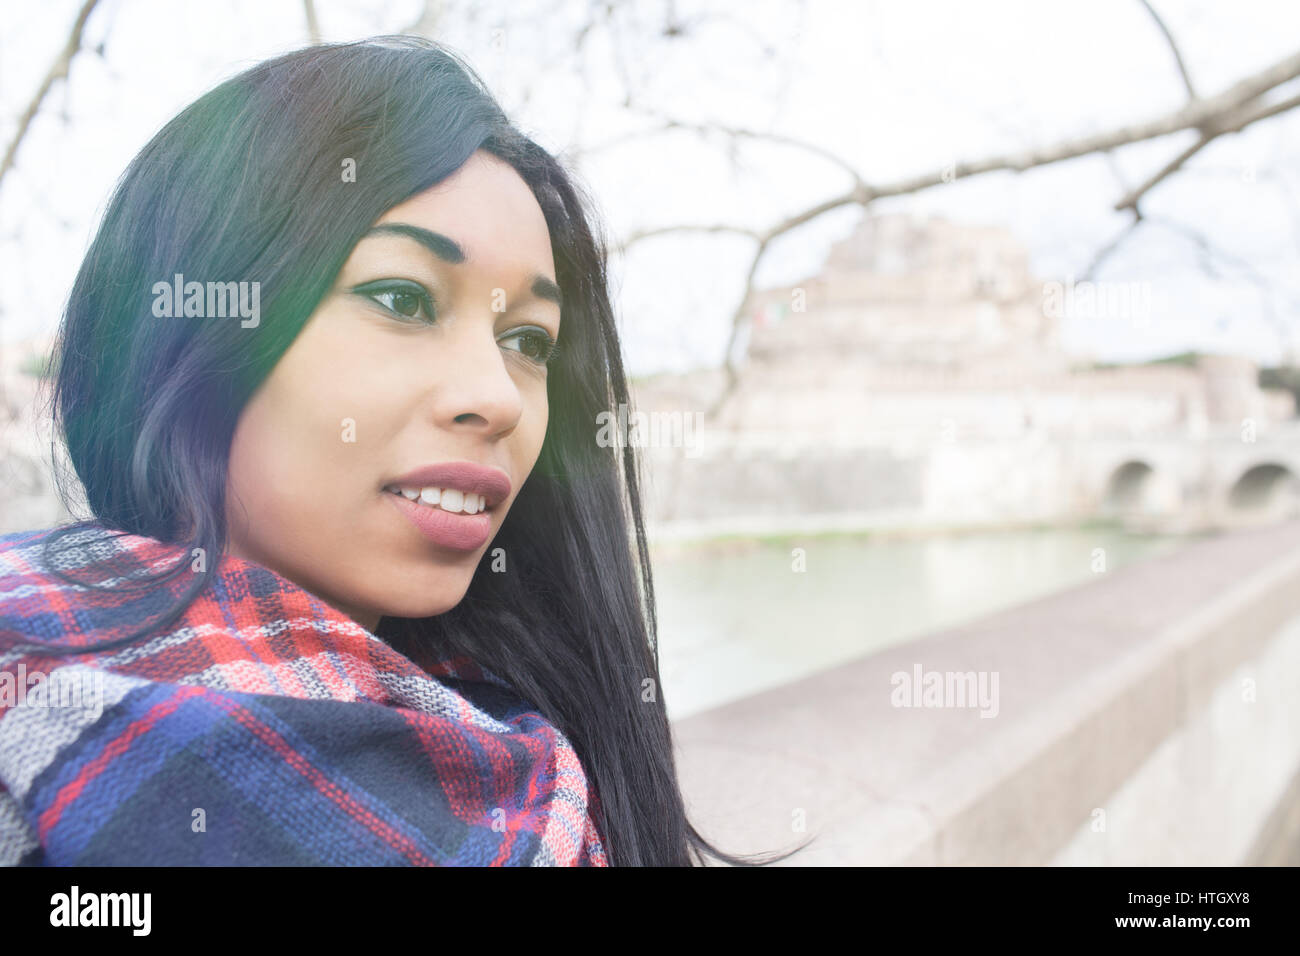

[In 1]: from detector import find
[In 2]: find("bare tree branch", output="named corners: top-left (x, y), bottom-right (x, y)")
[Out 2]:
top-left (1116, 87), bottom-right (1300, 213)
top-left (585, 110), bottom-right (870, 195)
top-left (401, 0), bottom-right (445, 37)
top-left (1147, 214), bottom-right (1300, 362)
top-left (1081, 213), bottom-right (1144, 281)
top-left (303, 0), bottom-right (322, 43)
top-left (620, 223), bottom-right (762, 245)
top-left (1137, 0), bottom-right (1197, 100)
top-left (0, 0), bottom-right (103, 192)
top-left (1218, 86), bottom-right (1300, 129)
top-left (875, 49), bottom-right (1300, 194)
top-left (618, 46), bottom-right (1300, 411)
top-left (1255, 169), bottom-right (1300, 261)
top-left (1114, 133), bottom-right (1211, 213)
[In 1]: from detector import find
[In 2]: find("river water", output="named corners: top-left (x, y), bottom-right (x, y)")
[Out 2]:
top-left (651, 526), bottom-right (1199, 721)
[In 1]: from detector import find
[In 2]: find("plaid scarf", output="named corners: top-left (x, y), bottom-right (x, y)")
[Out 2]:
top-left (0, 522), bottom-right (608, 866)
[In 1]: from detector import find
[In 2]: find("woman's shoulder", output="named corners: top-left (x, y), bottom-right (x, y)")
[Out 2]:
top-left (0, 521), bottom-right (184, 643)
top-left (0, 520), bottom-right (169, 576)
top-left (0, 522), bottom-right (70, 572)
top-left (0, 523), bottom-right (91, 636)
top-left (0, 524), bottom-right (60, 549)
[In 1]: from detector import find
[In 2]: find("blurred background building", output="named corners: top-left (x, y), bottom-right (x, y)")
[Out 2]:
top-left (635, 212), bottom-right (1300, 536)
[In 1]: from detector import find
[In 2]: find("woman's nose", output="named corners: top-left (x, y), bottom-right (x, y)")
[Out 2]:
top-left (431, 330), bottom-right (525, 438)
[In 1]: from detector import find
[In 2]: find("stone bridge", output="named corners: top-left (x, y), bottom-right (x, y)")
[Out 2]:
top-left (1081, 422), bottom-right (1300, 527)
top-left (643, 420), bottom-right (1300, 536)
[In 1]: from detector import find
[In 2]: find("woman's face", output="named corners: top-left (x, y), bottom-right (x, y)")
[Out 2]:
top-left (224, 149), bottom-right (561, 632)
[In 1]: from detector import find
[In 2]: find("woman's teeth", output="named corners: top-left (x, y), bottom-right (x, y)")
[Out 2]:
top-left (387, 485), bottom-right (487, 515)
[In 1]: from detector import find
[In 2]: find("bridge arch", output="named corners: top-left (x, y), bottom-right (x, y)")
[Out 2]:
top-left (1227, 462), bottom-right (1300, 517)
top-left (1102, 460), bottom-right (1180, 516)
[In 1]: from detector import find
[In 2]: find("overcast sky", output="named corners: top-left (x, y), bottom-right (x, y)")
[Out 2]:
top-left (2, 0), bottom-right (1298, 375)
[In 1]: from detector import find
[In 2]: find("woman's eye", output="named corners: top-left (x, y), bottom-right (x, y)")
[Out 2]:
top-left (355, 282), bottom-right (436, 323)
top-left (500, 328), bottom-right (559, 366)
top-left (379, 290), bottom-right (426, 318)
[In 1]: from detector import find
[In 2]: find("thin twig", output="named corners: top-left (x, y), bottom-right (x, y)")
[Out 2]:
top-left (1081, 213), bottom-right (1144, 281)
top-left (1136, 0), bottom-right (1197, 100)
top-left (0, 0), bottom-right (103, 190)
top-left (303, 0), bottom-right (322, 43)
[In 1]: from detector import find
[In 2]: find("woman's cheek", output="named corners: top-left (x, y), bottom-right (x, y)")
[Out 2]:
top-left (269, 319), bottom-right (382, 501)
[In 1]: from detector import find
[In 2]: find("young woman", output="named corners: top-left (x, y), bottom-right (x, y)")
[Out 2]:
top-left (0, 36), bottom-right (804, 867)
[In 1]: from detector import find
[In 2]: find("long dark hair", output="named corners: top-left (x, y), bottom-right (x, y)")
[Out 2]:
top-left (17, 36), bottom-right (807, 867)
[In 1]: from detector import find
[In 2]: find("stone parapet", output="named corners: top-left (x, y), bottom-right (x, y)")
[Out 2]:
top-left (673, 519), bottom-right (1300, 865)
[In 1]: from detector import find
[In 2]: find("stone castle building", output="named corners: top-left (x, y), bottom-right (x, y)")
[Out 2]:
top-left (631, 213), bottom-right (1298, 533)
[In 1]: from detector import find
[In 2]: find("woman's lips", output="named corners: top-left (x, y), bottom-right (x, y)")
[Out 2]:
top-left (385, 461), bottom-right (512, 508)
top-left (382, 461), bottom-right (510, 552)
top-left (386, 491), bottom-right (492, 551)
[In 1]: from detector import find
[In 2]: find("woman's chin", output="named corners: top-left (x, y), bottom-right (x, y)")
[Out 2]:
top-left (368, 585), bottom-right (469, 622)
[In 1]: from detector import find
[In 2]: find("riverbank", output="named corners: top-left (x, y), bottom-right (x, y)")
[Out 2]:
top-left (671, 517), bottom-right (1300, 865)
top-left (652, 523), bottom-right (1196, 720)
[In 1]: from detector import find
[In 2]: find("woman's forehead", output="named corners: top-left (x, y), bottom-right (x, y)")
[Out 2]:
top-left (374, 152), bottom-right (556, 278)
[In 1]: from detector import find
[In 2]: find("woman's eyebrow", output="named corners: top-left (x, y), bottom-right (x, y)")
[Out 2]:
top-left (363, 222), bottom-right (562, 309)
